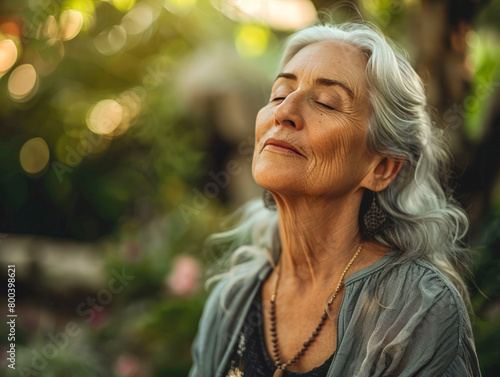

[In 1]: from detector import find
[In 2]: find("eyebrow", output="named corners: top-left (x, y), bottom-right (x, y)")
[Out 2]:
top-left (275, 72), bottom-right (355, 99)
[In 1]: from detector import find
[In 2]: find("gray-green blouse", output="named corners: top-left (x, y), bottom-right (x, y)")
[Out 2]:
top-left (188, 253), bottom-right (482, 376)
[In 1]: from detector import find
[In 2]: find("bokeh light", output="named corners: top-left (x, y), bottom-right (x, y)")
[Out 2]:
top-left (465, 30), bottom-right (479, 48)
top-left (94, 25), bottom-right (127, 55)
top-left (86, 99), bottom-right (124, 135)
top-left (164, 0), bottom-right (197, 15)
top-left (63, 0), bottom-right (96, 31)
top-left (59, 9), bottom-right (84, 41)
top-left (121, 2), bottom-right (157, 35)
top-left (0, 39), bottom-right (18, 73)
top-left (215, 0), bottom-right (316, 30)
top-left (111, 90), bottom-right (143, 136)
top-left (235, 24), bottom-right (270, 58)
top-left (1, 0), bottom-right (499, 375)
top-left (8, 64), bottom-right (39, 102)
top-left (42, 15), bottom-right (59, 43)
top-left (19, 137), bottom-right (50, 174)
top-left (114, 0), bottom-right (137, 12)
top-left (259, 0), bottom-right (316, 30)
top-left (234, 0), bottom-right (261, 15)
top-left (0, 21), bottom-right (22, 38)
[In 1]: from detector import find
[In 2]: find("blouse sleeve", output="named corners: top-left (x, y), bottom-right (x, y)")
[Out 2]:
top-left (335, 261), bottom-right (481, 377)
top-left (187, 279), bottom-right (227, 377)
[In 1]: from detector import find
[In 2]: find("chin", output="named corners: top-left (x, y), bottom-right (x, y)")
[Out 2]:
top-left (252, 165), bottom-right (305, 194)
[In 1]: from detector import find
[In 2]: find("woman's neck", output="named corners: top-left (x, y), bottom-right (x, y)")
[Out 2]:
top-left (273, 190), bottom-right (377, 292)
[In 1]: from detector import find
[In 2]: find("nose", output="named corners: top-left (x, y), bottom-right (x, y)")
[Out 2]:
top-left (273, 91), bottom-right (304, 130)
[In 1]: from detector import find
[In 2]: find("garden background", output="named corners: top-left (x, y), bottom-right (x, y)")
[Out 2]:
top-left (0, 0), bottom-right (499, 376)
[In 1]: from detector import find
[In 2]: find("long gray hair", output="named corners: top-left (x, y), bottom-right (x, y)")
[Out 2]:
top-left (206, 21), bottom-right (472, 310)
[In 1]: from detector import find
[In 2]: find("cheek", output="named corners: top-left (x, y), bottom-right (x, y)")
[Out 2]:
top-left (255, 108), bottom-right (271, 139)
top-left (252, 108), bottom-right (270, 171)
top-left (309, 118), bottom-right (367, 177)
top-left (253, 107), bottom-right (273, 148)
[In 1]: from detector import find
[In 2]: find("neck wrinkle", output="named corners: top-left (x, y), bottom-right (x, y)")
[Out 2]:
top-left (273, 191), bottom-right (364, 291)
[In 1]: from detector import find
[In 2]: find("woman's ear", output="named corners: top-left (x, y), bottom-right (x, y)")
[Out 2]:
top-left (362, 156), bottom-right (404, 192)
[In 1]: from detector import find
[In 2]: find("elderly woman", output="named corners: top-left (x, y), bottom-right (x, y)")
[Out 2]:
top-left (188, 21), bottom-right (481, 377)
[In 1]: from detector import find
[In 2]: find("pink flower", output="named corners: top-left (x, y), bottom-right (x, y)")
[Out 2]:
top-left (89, 307), bottom-right (106, 329)
top-left (167, 256), bottom-right (201, 297)
top-left (115, 354), bottom-right (140, 377)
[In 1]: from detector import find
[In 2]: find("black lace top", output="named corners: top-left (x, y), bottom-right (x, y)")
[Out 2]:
top-left (223, 285), bottom-right (334, 377)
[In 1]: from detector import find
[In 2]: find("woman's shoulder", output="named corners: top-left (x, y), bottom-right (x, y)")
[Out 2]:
top-left (351, 253), bottom-right (463, 298)
top-left (385, 256), bottom-right (465, 304)
top-left (338, 255), bottom-right (481, 376)
top-left (345, 253), bottom-right (471, 327)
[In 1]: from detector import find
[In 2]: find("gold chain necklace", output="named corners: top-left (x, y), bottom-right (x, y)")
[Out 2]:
top-left (269, 241), bottom-right (364, 377)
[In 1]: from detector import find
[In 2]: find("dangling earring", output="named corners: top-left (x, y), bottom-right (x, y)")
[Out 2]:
top-left (263, 190), bottom-right (277, 211)
top-left (363, 193), bottom-right (386, 236)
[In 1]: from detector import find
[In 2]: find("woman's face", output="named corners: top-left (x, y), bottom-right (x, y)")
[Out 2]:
top-left (252, 40), bottom-right (376, 199)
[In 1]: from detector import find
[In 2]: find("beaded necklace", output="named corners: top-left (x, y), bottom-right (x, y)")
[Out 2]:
top-left (269, 242), bottom-right (364, 377)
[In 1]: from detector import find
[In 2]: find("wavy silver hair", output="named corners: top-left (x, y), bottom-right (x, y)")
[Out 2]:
top-left (206, 21), bottom-right (472, 310)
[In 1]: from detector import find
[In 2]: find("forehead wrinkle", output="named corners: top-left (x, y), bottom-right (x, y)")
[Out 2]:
top-left (280, 41), bottom-right (368, 103)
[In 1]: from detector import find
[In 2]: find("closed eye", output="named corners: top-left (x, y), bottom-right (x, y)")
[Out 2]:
top-left (316, 102), bottom-right (335, 110)
top-left (271, 97), bottom-right (286, 102)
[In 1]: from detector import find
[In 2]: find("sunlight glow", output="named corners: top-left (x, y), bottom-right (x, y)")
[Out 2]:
top-left (8, 64), bottom-right (38, 102)
top-left (87, 99), bottom-right (124, 135)
top-left (59, 10), bottom-right (84, 41)
top-left (121, 2), bottom-right (156, 35)
top-left (215, 0), bottom-right (316, 30)
top-left (235, 24), bottom-right (269, 58)
top-left (20, 137), bottom-right (50, 174)
top-left (94, 25), bottom-right (127, 55)
top-left (0, 39), bottom-right (18, 73)
top-left (113, 0), bottom-right (136, 12)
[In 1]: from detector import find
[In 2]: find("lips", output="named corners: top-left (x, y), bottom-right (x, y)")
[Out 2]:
top-left (262, 138), bottom-right (304, 157)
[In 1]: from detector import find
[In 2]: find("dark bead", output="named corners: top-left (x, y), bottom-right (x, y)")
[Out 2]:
top-left (303, 341), bottom-right (310, 347)
top-left (312, 331), bottom-right (318, 336)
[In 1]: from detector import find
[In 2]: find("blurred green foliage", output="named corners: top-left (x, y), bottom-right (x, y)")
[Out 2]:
top-left (1, 0), bottom-right (499, 376)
